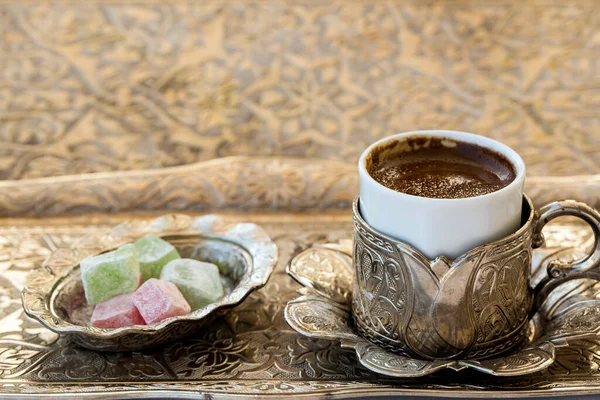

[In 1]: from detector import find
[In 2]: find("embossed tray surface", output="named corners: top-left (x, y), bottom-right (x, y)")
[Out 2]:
top-left (0, 157), bottom-right (599, 398)
top-left (1, 211), bottom-right (600, 398)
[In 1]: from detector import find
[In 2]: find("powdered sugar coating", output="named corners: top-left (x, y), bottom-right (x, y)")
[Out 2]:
top-left (91, 293), bottom-right (145, 328)
top-left (133, 278), bottom-right (191, 325)
top-left (160, 259), bottom-right (224, 310)
top-left (80, 244), bottom-right (140, 305)
top-left (134, 234), bottom-right (180, 282)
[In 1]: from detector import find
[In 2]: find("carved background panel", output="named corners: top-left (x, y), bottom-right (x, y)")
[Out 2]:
top-left (1, 1), bottom-right (599, 180)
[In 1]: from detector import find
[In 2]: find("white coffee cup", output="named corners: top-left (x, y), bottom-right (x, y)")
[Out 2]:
top-left (358, 130), bottom-right (526, 260)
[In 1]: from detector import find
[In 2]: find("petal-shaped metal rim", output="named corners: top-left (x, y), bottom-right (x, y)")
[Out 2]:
top-left (353, 196), bottom-right (536, 267)
top-left (460, 342), bottom-right (557, 377)
top-left (350, 341), bottom-right (458, 378)
top-left (286, 247), bottom-right (353, 305)
top-left (284, 295), bottom-right (357, 341)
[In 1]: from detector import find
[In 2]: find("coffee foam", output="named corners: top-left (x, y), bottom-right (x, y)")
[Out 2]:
top-left (367, 136), bottom-right (516, 199)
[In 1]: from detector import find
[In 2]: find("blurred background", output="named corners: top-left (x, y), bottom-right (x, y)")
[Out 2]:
top-left (1, 1), bottom-right (599, 180)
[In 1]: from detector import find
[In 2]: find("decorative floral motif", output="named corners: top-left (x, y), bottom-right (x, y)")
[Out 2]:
top-left (1, 2), bottom-right (600, 179)
top-left (0, 181), bottom-right (596, 395)
top-left (352, 197), bottom-right (534, 360)
top-left (242, 160), bottom-right (306, 207)
top-left (0, 157), bottom-right (598, 217)
top-left (287, 247), bottom-right (353, 304)
top-left (286, 244), bottom-right (600, 378)
top-left (168, 334), bottom-right (262, 379)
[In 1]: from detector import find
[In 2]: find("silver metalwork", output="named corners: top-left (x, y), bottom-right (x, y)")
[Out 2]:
top-left (2, 156), bottom-right (600, 397)
top-left (0, 207), bottom-right (599, 397)
top-left (350, 195), bottom-right (600, 360)
top-left (532, 200), bottom-right (600, 313)
top-left (21, 214), bottom-right (278, 351)
top-left (286, 246), bottom-right (600, 377)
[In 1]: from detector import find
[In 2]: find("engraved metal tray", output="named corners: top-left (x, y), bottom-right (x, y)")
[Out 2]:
top-left (2, 157), bottom-right (600, 398)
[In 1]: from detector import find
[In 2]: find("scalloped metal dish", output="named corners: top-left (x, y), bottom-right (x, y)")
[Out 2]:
top-left (21, 214), bottom-right (278, 351)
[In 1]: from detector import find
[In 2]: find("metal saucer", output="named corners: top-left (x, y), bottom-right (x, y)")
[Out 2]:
top-left (285, 242), bottom-right (600, 377)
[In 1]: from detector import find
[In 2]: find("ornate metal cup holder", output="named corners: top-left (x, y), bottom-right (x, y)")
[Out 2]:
top-left (285, 244), bottom-right (600, 377)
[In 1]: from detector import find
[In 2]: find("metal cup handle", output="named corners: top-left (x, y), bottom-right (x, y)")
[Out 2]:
top-left (532, 200), bottom-right (600, 316)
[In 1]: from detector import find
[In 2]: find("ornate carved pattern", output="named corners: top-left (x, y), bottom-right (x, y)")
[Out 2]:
top-left (353, 321), bottom-right (412, 357)
top-left (543, 301), bottom-right (600, 339)
top-left (0, 157), bottom-right (597, 218)
top-left (1, 2), bottom-right (600, 181)
top-left (470, 236), bottom-right (533, 348)
top-left (0, 211), bottom-right (598, 395)
top-left (351, 342), bottom-right (454, 378)
top-left (0, 158), bottom-right (358, 217)
top-left (353, 222), bottom-right (395, 253)
top-left (286, 248), bottom-right (353, 305)
top-left (285, 295), bottom-right (361, 343)
top-left (351, 198), bottom-right (535, 360)
top-left (286, 244), bottom-right (600, 378)
top-left (465, 324), bottom-right (529, 360)
top-left (352, 235), bottom-right (412, 352)
top-left (465, 342), bottom-right (556, 376)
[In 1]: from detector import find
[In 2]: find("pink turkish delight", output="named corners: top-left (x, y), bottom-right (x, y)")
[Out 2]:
top-left (91, 293), bottom-right (145, 328)
top-left (133, 278), bottom-right (191, 324)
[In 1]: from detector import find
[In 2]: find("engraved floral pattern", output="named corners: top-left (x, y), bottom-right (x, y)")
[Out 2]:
top-left (352, 198), bottom-right (534, 359)
top-left (286, 244), bottom-right (600, 378)
top-left (287, 247), bottom-right (353, 304)
top-left (0, 158), bottom-right (598, 218)
top-left (0, 212), bottom-right (597, 395)
top-left (1, 2), bottom-right (600, 179)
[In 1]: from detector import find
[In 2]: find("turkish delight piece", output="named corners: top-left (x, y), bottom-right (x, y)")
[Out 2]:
top-left (81, 244), bottom-right (140, 305)
top-left (133, 278), bottom-right (191, 324)
top-left (91, 293), bottom-right (145, 328)
top-left (160, 259), bottom-right (224, 310)
top-left (134, 234), bottom-right (180, 282)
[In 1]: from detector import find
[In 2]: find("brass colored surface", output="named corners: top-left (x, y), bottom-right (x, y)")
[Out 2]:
top-left (1, 2), bottom-right (600, 179)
